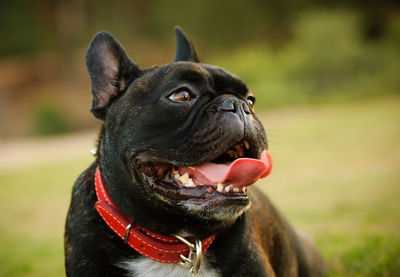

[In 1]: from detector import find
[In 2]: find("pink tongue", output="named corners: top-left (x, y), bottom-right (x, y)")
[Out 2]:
top-left (180, 150), bottom-right (273, 188)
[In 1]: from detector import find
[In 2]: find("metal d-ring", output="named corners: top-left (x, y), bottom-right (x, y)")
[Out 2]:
top-left (175, 235), bottom-right (203, 277)
top-left (191, 239), bottom-right (202, 276)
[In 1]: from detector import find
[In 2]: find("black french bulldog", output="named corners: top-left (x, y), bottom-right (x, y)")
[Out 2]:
top-left (64, 27), bottom-right (325, 277)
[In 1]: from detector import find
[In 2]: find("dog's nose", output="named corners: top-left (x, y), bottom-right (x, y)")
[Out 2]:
top-left (242, 102), bottom-right (250, 114)
top-left (218, 98), bottom-right (236, 112)
top-left (216, 96), bottom-right (251, 116)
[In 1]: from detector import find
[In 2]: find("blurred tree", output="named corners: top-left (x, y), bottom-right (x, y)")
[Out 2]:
top-left (0, 0), bottom-right (50, 56)
top-left (0, 0), bottom-right (399, 58)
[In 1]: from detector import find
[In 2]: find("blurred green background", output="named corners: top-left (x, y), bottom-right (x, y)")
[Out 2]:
top-left (0, 0), bottom-right (399, 276)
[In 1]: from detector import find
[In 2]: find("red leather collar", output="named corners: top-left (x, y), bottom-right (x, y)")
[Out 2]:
top-left (94, 166), bottom-right (216, 263)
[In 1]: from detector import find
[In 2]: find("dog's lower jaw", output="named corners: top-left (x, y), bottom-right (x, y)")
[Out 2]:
top-left (181, 197), bottom-right (250, 222)
top-left (144, 187), bottom-right (251, 236)
top-left (133, 162), bottom-right (253, 230)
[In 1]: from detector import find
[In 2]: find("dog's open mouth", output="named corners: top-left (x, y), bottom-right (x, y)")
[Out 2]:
top-left (134, 141), bottom-right (272, 200)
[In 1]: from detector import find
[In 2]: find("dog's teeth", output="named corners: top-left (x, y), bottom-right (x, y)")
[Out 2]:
top-left (244, 140), bottom-right (250, 150)
top-left (185, 178), bottom-right (196, 188)
top-left (242, 187), bottom-right (247, 193)
top-left (225, 184), bottom-right (234, 193)
top-left (217, 183), bottom-right (223, 193)
top-left (180, 173), bottom-right (189, 184)
top-left (188, 166), bottom-right (196, 171)
top-left (90, 148), bottom-right (97, 156)
top-left (174, 173), bottom-right (181, 180)
top-left (233, 187), bottom-right (239, 193)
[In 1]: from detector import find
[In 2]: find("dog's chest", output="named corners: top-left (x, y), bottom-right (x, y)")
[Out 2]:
top-left (120, 256), bottom-right (220, 277)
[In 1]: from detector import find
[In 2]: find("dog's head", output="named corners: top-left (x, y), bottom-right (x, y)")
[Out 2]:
top-left (86, 27), bottom-right (271, 237)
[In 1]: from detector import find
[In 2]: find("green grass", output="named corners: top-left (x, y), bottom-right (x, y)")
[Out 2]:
top-left (0, 97), bottom-right (399, 276)
top-left (256, 96), bottom-right (400, 276)
top-left (0, 157), bottom-right (93, 277)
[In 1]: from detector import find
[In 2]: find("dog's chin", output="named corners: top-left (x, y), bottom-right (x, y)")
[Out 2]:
top-left (133, 140), bottom-right (255, 224)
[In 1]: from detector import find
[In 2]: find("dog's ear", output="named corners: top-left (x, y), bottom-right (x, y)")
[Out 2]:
top-left (174, 26), bottom-right (200, 63)
top-left (86, 32), bottom-right (142, 119)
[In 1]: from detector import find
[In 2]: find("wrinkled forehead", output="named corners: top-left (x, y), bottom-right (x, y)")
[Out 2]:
top-left (146, 62), bottom-right (249, 96)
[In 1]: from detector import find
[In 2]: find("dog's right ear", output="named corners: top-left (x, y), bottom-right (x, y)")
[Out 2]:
top-left (86, 32), bottom-right (142, 120)
top-left (174, 26), bottom-right (200, 63)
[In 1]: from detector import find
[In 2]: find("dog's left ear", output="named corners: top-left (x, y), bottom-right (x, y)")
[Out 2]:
top-left (174, 26), bottom-right (200, 63)
top-left (86, 32), bottom-right (142, 120)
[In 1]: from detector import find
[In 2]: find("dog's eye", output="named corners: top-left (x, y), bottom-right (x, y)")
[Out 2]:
top-left (168, 90), bottom-right (192, 102)
top-left (246, 96), bottom-right (256, 108)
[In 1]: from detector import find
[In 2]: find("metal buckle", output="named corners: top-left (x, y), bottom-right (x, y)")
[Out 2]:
top-left (175, 235), bottom-right (202, 277)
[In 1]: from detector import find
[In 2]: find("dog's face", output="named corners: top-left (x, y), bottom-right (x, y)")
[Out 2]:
top-left (86, 28), bottom-right (270, 236)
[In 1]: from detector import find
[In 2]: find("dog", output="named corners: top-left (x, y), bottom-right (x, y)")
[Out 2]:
top-left (64, 27), bottom-right (325, 277)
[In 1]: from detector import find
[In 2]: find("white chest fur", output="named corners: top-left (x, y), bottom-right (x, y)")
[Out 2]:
top-left (119, 256), bottom-right (220, 277)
